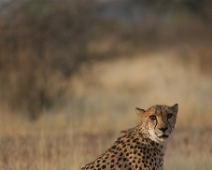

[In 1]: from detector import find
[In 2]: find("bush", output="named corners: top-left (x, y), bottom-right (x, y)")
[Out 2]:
top-left (0, 0), bottom-right (99, 119)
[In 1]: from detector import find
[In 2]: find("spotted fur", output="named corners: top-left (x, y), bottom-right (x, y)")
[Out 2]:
top-left (81, 104), bottom-right (178, 170)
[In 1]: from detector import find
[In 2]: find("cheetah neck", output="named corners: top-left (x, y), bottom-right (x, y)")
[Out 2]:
top-left (136, 125), bottom-right (170, 154)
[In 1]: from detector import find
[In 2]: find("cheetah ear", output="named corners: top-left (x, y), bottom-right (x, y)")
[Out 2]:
top-left (171, 103), bottom-right (178, 113)
top-left (136, 107), bottom-right (145, 117)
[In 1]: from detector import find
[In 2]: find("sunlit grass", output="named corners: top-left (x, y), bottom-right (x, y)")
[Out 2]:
top-left (1, 108), bottom-right (212, 170)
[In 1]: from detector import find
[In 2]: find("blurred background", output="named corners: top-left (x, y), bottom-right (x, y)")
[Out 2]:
top-left (0, 0), bottom-right (212, 169)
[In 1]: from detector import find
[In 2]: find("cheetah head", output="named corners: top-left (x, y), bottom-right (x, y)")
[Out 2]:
top-left (136, 104), bottom-right (178, 143)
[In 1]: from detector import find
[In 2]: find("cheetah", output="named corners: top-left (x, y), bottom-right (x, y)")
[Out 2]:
top-left (81, 104), bottom-right (178, 170)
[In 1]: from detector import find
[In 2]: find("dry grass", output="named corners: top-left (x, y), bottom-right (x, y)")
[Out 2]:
top-left (1, 53), bottom-right (212, 170)
top-left (0, 111), bottom-right (212, 170)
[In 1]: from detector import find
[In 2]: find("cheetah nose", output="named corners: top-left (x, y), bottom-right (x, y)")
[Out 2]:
top-left (159, 127), bottom-right (168, 132)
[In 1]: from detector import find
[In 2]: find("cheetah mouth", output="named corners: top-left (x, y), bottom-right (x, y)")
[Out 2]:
top-left (158, 134), bottom-right (169, 139)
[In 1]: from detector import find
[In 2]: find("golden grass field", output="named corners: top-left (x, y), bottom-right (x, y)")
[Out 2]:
top-left (1, 53), bottom-right (212, 170)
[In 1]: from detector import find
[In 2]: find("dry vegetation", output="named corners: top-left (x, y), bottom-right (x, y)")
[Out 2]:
top-left (1, 106), bottom-right (212, 170)
top-left (0, 0), bottom-right (212, 170)
top-left (1, 54), bottom-right (212, 170)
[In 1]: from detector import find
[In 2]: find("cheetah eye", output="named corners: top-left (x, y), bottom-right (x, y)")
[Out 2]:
top-left (149, 115), bottom-right (156, 120)
top-left (167, 114), bottom-right (173, 119)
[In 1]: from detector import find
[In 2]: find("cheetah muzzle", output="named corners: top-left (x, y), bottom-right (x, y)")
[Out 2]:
top-left (81, 103), bottom-right (178, 170)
